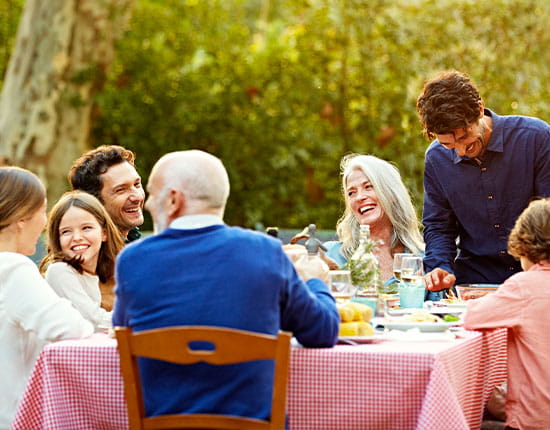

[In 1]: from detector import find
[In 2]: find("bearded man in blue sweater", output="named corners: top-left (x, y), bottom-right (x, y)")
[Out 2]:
top-left (112, 150), bottom-right (339, 424)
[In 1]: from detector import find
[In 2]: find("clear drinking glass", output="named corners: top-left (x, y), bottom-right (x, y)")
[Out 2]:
top-left (328, 270), bottom-right (356, 304)
top-left (400, 256), bottom-right (424, 285)
top-left (392, 253), bottom-right (409, 282)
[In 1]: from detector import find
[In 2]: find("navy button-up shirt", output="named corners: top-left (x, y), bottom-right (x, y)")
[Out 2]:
top-left (422, 109), bottom-right (550, 284)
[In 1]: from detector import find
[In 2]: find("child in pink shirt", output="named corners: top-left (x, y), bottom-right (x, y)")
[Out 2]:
top-left (464, 198), bottom-right (550, 430)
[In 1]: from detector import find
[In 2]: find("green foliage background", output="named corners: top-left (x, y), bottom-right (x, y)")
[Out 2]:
top-left (2, 0), bottom-right (549, 231)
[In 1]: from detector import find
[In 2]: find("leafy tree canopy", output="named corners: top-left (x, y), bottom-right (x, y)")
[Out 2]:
top-left (2, 0), bottom-right (549, 232)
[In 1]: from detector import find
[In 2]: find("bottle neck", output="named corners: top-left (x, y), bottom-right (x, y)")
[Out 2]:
top-left (358, 226), bottom-right (371, 246)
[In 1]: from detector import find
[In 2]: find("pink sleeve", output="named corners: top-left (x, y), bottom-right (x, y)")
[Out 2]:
top-left (463, 277), bottom-right (524, 330)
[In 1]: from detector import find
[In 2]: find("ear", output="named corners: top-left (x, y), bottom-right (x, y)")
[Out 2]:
top-left (101, 228), bottom-right (107, 242)
top-left (478, 102), bottom-right (484, 118)
top-left (166, 189), bottom-right (184, 219)
top-left (15, 219), bottom-right (27, 231)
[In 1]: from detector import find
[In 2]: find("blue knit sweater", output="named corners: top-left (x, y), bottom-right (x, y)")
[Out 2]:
top-left (113, 224), bottom-right (339, 422)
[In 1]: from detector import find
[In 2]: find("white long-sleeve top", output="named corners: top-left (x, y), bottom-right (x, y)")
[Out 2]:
top-left (45, 262), bottom-right (112, 331)
top-left (0, 252), bottom-right (93, 429)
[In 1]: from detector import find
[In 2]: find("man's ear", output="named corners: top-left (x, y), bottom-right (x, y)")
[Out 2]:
top-left (478, 101), bottom-right (484, 118)
top-left (166, 188), bottom-right (184, 218)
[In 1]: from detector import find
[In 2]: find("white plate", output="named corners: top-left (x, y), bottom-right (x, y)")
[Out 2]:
top-left (383, 320), bottom-right (457, 332)
top-left (433, 300), bottom-right (467, 309)
top-left (338, 333), bottom-right (386, 344)
top-left (429, 305), bottom-right (466, 315)
top-left (385, 308), bottom-right (425, 315)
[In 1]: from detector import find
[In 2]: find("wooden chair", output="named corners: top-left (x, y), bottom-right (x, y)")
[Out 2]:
top-left (115, 326), bottom-right (292, 430)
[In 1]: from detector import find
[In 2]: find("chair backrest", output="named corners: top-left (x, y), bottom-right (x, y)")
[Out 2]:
top-left (115, 325), bottom-right (292, 430)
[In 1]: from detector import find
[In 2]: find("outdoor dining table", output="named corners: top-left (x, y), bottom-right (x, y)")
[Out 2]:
top-left (11, 328), bottom-right (507, 430)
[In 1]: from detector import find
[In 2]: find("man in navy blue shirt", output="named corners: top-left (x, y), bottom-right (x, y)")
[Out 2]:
top-left (416, 70), bottom-right (550, 292)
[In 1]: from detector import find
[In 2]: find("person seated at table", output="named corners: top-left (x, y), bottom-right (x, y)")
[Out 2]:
top-left (68, 145), bottom-right (145, 243)
top-left (112, 150), bottom-right (339, 426)
top-left (0, 167), bottom-right (94, 429)
top-left (324, 153), bottom-right (439, 300)
top-left (464, 198), bottom-right (550, 430)
top-left (40, 191), bottom-right (125, 332)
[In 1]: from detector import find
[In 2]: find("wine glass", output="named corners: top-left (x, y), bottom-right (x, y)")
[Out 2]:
top-left (400, 256), bottom-right (424, 286)
top-left (392, 253), bottom-right (409, 283)
top-left (328, 270), bottom-right (356, 304)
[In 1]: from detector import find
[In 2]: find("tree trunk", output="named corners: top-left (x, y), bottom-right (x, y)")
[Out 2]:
top-left (0, 0), bottom-right (134, 203)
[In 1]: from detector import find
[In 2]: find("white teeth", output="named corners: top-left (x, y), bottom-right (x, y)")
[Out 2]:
top-left (359, 206), bottom-right (374, 214)
top-left (72, 245), bottom-right (88, 251)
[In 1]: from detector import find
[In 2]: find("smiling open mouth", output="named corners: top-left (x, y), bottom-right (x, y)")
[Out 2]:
top-left (359, 206), bottom-right (374, 214)
top-left (71, 245), bottom-right (88, 252)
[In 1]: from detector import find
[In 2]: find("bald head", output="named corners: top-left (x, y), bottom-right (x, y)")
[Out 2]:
top-left (146, 150), bottom-right (230, 232)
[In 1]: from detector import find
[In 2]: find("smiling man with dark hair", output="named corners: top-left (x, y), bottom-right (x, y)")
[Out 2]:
top-left (416, 70), bottom-right (550, 292)
top-left (68, 145), bottom-right (145, 242)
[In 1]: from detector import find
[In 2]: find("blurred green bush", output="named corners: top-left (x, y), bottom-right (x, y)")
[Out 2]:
top-left (2, 0), bottom-right (548, 232)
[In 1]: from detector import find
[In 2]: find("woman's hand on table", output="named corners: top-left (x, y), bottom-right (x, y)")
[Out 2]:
top-left (425, 268), bottom-right (456, 292)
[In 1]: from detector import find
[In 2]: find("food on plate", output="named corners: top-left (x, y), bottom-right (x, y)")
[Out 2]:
top-left (337, 304), bottom-right (355, 322)
top-left (443, 314), bottom-right (460, 322)
top-left (346, 302), bottom-right (373, 322)
top-left (337, 302), bottom-right (374, 336)
top-left (461, 291), bottom-right (486, 300)
top-left (402, 311), bottom-right (441, 323)
top-left (339, 321), bottom-right (375, 337)
top-left (441, 297), bottom-right (464, 305)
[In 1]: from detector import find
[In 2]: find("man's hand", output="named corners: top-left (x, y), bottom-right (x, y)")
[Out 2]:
top-left (294, 255), bottom-right (329, 283)
top-left (283, 244), bottom-right (307, 263)
top-left (283, 244), bottom-right (339, 271)
top-left (424, 268), bottom-right (456, 292)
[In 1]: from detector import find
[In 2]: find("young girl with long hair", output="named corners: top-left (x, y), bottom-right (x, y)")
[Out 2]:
top-left (40, 191), bottom-right (124, 331)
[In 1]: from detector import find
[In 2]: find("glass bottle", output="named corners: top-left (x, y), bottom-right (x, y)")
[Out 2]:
top-left (346, 225), bottom-right (383, 313)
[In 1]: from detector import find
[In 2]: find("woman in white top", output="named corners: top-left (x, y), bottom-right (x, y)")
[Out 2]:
top-left (0, 167), bottom-right (93, 428)
top-left (40, 191), bottom-right (125, 331)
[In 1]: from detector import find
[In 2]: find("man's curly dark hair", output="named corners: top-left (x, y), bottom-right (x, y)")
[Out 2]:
top-left (68, 145), bottom-right (137, 202)
top-left (416, 70), bottom-right (483, 140)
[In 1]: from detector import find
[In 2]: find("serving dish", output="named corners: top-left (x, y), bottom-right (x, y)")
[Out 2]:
top-left (455, 284), bottom-right (499, 301)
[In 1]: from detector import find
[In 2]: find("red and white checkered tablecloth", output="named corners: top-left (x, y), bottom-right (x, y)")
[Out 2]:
top-left (11, 330), bottom-right (507, 430)
top-left (287, 329), bottom-right (507, 430)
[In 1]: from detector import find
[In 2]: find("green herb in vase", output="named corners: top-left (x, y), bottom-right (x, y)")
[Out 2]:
top-left (345, 225), bottom-right (382, 295)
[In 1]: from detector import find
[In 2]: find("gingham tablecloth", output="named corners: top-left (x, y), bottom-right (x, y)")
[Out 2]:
top-left (11, 329), bottom-right (507, 430)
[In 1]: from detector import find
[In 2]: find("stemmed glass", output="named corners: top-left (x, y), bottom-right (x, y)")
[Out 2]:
top-left (328, 270), bottom-right (356, 304)
top-left (392, 253), bottom-right (409, 283)
top-left (400, 256), bottom-right (424, 286)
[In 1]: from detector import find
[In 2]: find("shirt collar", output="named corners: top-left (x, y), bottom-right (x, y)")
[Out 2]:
top-left (169, 214), bottom-right (224, 230)
top-left (451, 109), bottom-right (504, 164)
top-left (125, 226), bottom-right (141, 243)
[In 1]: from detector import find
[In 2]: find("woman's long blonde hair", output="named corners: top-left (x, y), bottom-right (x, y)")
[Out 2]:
top-left (336, 154), bottom-right (424, 259)
top-left (40, 191), bottom-right (124, 283)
